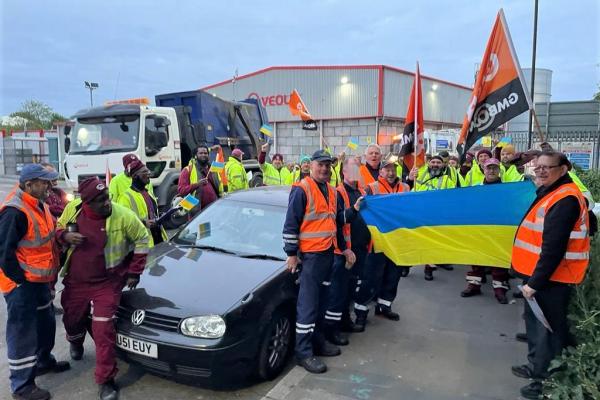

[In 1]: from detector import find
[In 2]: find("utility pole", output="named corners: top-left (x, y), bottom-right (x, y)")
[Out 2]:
top-left (84, 81), bottom-right (99, 107)
top-left (527, 0), bottom-right (539, 149)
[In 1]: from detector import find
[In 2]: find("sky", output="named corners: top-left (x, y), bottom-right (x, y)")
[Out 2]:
top-left (1, 0), bottom-right (598, 117)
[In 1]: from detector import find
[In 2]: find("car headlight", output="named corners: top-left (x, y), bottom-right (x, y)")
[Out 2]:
top-left (180, 315), bottom-right (226, 338)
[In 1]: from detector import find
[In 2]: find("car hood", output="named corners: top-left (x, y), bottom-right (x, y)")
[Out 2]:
top-left (121, 242), bottom-right (285, 318)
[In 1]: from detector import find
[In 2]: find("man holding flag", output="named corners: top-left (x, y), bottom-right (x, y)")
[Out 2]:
top-left (456, 9), bottom-right (532, 160)
top-left (259, 143), bottom-right (291, 186)
top-left (178, 145), bottom-right (223, 212)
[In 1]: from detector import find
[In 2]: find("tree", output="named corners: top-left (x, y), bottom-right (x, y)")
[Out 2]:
top-left (594, 84), bottom-right (600, 101)
top-left (8, 100), bottom-right (67, 130)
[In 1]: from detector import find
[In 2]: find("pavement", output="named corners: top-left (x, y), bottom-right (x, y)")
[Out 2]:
top-left (1, 174), bottom-right (532, 400)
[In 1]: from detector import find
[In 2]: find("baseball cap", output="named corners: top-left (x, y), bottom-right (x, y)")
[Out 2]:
top-left (231, 148), bottom-right (244, 158)
top-left (79, 177), bottom-right (107, 204)
top-left (311, 150), bottom-right (333, 162)
top-left (122, 153), bottom-right (139, 168)
top-left (484, 158), bottom-right (501, 168)
top-left (19, 164), bottom-right (59, 183)
top-left (380, 154), bottom-right (398, 168)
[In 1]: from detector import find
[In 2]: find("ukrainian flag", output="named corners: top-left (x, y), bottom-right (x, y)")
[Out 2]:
top-left (360, 182), bottom-right (536, 268)
top-left (209, 161), bottom-right (225, 173)
top-left (179, 194), bottom-right (200, 211)
top-left (260, 123), bottom-right (273, 137)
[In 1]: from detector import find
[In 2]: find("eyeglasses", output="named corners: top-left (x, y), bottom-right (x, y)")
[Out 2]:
top-left (533, 165), bottom-right (561, 172)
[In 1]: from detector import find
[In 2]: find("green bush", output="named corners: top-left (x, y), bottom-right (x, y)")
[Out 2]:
top-left (543, 237), bottom-right (600, 399)
top-left (577, 169), bottom-right (600, 200)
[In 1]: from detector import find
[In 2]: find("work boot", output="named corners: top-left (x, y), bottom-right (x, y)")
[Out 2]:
top-left (400, 267), bottom-right (410, 277)
top-left (515, 332), bottom-right (527, 343)
top-left (70, 343), bottom-right (84, 360)
top-left (512, 364), bottom-right (534, 379)
top-left (36, 360), bottom-right (71, 376)
top-left (326, 330), bottom-right (349, 346)
top-left (12, 385), bottom-right (51, 400)
top-left (98, 379), bottom-right (119, 400)
top-left (297, 356), bottom-right (327, 374)
top-left (375, 305), bottom-right (400, 321)
top-left (520, 380), bottom-right (543, 399)
top-left (424, 265), bottom-right (434, 281)
top-left (314, 340), bottom-right (341, 357)
top-left (460, 284), bottom-right (481, 297)
top-left (340, 317), bottom-right (360, 333)
top-left (494, 289), bottom-right (508, 304)
top-left (353, 310), bottom-right (368, 333)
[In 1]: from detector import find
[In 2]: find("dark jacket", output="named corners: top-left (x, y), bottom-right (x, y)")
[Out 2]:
top-left (0, 207), bottom-right (30, 284)
top-left (510, 174), bottom-right (581, 290)
top-left (337, 182), bottom-right (371, 250)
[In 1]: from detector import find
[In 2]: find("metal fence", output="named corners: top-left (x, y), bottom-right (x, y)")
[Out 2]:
top-left (492, 130), bottom-right (600, 170)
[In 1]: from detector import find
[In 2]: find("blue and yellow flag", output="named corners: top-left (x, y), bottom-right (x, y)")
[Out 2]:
top-left (179, 194), bottom-right (200, 211)
top-left (209, 161), bottom-right (225, 173)
top-left (347, 138), bottom-right (359, 150)
top-left (260, 123), bottom-right (273, 137)
top-left (360, 182), bottom-right (536, 268)
top-left (497, 136), bottom-right (512, 147)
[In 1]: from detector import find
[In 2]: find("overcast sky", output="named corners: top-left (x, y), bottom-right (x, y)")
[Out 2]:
top-left (1, 0), bottom-right (598, 117)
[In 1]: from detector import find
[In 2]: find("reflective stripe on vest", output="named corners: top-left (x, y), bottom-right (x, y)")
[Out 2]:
top-left (368, 179), bottom-right (409, 195)
top-left (512, 183), bottom-right (590, 284)
top-left (295, 177), bottom-right (337, 252)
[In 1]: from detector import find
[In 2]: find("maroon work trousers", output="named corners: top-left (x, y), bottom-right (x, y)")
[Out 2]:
top-left (61, 275), bottom-right (125, 384)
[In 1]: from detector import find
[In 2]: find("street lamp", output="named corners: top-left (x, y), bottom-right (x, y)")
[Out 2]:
top-left (84, 81), bottom-right (99, 107)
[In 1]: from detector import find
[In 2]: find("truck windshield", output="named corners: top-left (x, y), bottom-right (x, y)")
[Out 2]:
top-left (70, 115), bottom-right (139, 154)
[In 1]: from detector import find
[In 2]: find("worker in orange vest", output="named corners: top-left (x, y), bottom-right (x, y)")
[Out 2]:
top-left (510, 151), bottom-right (590, 400)
top-left (354, 155), bottom-right (410, 330)
top-left (0, 164), bottom-right (70, 400)
top-left (357, 144), bottom-right (383, 191)
top-left (283, 150), bottom-right (360, 374)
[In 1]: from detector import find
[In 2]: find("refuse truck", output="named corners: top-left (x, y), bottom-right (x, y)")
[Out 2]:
top-left (63, 91), bottom-right (269, 226)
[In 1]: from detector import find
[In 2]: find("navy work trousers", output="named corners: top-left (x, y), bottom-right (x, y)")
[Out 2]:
top-left (4, 282), bottom-right (56, 394)
top-left (295, 250), bottom-right (334, 360)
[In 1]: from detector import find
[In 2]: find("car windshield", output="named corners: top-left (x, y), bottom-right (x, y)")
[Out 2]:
top-left (173, 199), bottom-right (287, 260)
top-left (70, 115), bottom-right (139, 154)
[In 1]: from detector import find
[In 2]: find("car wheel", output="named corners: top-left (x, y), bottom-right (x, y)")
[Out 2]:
top-left (257, 310), bottom-right (292, 380)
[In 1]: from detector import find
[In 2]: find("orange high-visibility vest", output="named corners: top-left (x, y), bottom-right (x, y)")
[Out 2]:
top-left (512, 182), bottom-right (590, 284)
top-left (358, 164), bottom-right (377, 192)
top-left (334, 183), bottom-right (366, 255)
top-left (0, 186), bottom-right (56, 293)
top-left (367, 178), bottom-right (410, 195)
top-left (295, 177), bottom-right (337, 253)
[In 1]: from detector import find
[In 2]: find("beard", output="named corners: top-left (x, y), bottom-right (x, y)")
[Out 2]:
top-left (197, 157), bottom-right (209, 166)
top-left (429, 167), bottom-right (442, 177)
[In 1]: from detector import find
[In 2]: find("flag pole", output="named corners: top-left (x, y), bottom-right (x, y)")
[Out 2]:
top-left (527, 0), bottom-right (539, 149)
top-left (413, 62), bottom-right (419, 166)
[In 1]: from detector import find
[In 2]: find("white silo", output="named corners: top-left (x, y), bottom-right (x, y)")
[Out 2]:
top-left (506, 68), bottom-right (553, 134)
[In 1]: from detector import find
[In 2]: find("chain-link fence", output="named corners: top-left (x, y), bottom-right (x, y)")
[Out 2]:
top-left (491, 130), bottom-right (600, 170)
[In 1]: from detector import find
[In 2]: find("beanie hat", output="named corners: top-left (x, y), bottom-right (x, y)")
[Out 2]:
top-left (476, 149), bottom-right (493, 159)
top-left (126, 159), bottom-right (145, 175)
top-left (122, 153), bottom-right (139, 168)
top-left (78, 177), bottom-right (107, 204)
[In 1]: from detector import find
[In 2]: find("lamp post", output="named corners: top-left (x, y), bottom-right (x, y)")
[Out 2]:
top-left (84, 81), bottom-right (99, 107)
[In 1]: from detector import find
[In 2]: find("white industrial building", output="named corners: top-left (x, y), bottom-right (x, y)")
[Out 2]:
top-left (202, 65), bottom-right (472, 160)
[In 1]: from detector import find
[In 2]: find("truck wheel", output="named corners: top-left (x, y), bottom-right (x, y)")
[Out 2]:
top-left (161, 185), bottom-right (188, 230)
top-left (257, 309), bottom-right (293, 381)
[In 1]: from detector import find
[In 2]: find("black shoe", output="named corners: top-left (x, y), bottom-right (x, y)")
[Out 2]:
top-left (353, 318), bottom-right (366, 333)
top-left (297, 356), bottom-right (327, 374)
top-left (375, 306), bottom-right (400, 321)
top-left (495, 292), bottom-right (508, 304)
top-left (36, 360), bottom-right (71, 376)
top-left (424, 269), bottom-right (433, 281)
top-left (12, 385), bottom-right (51, 400)
top-left (438, 264), bottom-right (454, 271)
top-left (314, 340), bottom-right (341, 357)
top-left (70, 343), bottom-right (84, 361)
top-left (400, 267), bottom-right (410, 277)
top-left (326, 330), bottom-right (349, 346)
top-left (460, 286), bottom-right (481, 297)
top-left (520, 380), bottom-right (543, 399)
top-left (340, 317), bottom-right (359, 333)
top-left (515, 332), bottom-right (528, 343)
top-left (513, 290), bottom-right (524, 299)
top-left (512, 364), bottom-right (534, 379)
top-left (98, 380), bottom-right (119, 400)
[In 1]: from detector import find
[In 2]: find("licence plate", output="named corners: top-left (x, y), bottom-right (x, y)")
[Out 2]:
top-left (116, 334), bottom-right (158, 359)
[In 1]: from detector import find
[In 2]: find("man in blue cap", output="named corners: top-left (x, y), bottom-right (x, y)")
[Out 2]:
top-left (0, 164), bottom-right (70, 400)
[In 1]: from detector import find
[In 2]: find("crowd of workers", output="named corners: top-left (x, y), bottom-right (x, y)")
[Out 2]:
top-left (0, 137), bottom-right (595, 400)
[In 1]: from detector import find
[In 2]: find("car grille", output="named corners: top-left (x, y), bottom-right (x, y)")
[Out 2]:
top-left (126, 353), bottom-right (171, 373)
top-left (117, 305), bottom-right (181, 332)
top-left (122, 353), bottom-right (212, 378)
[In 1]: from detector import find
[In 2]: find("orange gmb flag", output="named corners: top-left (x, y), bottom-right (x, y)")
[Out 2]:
top-left (215, 147), bottom-right (228, 187)
top-left (288, 89), bottom-right (313, 121)
top-left (457, 9), bottom-right (532, 158)
top-left (399, 62), bottom-right (425, 171)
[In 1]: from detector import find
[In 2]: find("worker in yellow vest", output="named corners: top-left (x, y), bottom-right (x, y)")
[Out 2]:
top-left (259, 143), bottom-right (291, 186)
top-left (500, 145), bottom-right (524, 182)
top-left (225, 148), bottom-right (249, 192)
top-left (117, 160), bottom-right (167, 247)
top-left (108, 154), bottom-right (153, 200)
top-left (463, 149), bottom-right (492, 186)
top-left (288, 156), bottom-right (312, 184)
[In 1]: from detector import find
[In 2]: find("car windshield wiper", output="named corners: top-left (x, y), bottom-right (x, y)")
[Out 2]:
top-left (179, 244), bottom-right (237, 255)
top-left (240, 254), bottom-right (285, 261)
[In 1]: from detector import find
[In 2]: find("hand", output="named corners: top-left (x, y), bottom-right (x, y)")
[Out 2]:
top-left (353, 196), bottom-right (364, 211)
top-left (261, 143), bottom-right (269, 152)
top-left (64, 232), bottom-right (86, 246)
top-left (521, 284), bottom-right (536, 299)
top-left (286, 256), bottom-right (299, 273)
top-left (338, 151), bottom-right (346, 162)
top-left (145, 219), bottom-right (157, 229)
top-left (126, 276), bottom-right (140, 290)
top-left (342, 249), bottom-right (356, 266)
top-left (409, 167), bottom-right (418, 180)
top-left (211, 144), bottom-right (221, 151)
